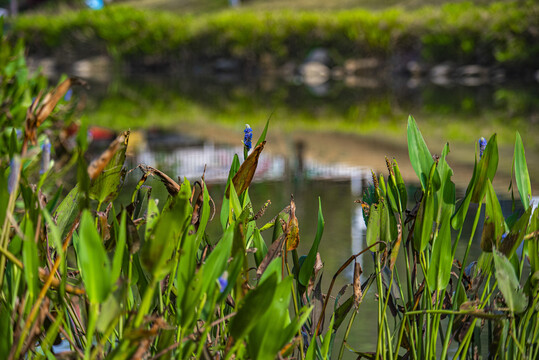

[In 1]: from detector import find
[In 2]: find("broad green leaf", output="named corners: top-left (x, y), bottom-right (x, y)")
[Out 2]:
top-left (229, 271), bottom-right (279, 340)
top-left (89, 132), bottom-right (128, 204)
top-left (21, 218), bottom-right (38, 299)
top-left (453, 134), bottom-right (498, 229)
top-left (407, 115), bottom-right (433, 190)
top-left (513, 132), bottom-right (531, 210)
top-left (366, 202), bottom-right (381, 251)
top-left (493, 249), bottom-right (528, 313)
top-left (248, 276), bottom-right (295, 360)
top-left (481, 180), bottom-right (504, 252)
top-left (299, 199), bottom-right (324, 286)
top-left (427, 216), bottom-right (452, 291)
top-left (471, 134), bottom-right (498, 203)
top-left (140, 183), bottom-right (191, 280)
top-left (54, 185), bottom-right (81, 241)
top-left (74, 210), bottom-right (111, 304)
top-left (200, 225), bottom-right (233, 295)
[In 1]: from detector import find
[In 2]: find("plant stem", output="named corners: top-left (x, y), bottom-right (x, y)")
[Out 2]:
top-left (441, 202), bottom-right (483, 359)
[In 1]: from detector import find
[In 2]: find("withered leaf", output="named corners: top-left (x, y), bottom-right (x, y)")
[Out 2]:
top-left (138, 165), bottom-right (181, 196)
top-left (227, 141), bottom-right (265, 198)
top-left (286, 195), bottom-right (300, 251)
top-left (25, 77), bottom-right (87, 145)
top-left (87, 131), bottom-right (129, 181)
top-left (353, 260), bottom-right (363, 308)
top-left (256, 234), bottom-right (285, 279)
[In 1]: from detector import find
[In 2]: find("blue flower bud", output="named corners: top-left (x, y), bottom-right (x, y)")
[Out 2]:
top-left (8, 156), bottom-right (20, 194)
top-left (243, 124), bottom-right (253, 151)
top-left (40, 139), bottom-right (51, 175)
top-left (217, 272), bottom-right (228, 293)
top-left (64, 89), bottom-right (73, 101)
top-left (478, 137), bottom-right (487, 159)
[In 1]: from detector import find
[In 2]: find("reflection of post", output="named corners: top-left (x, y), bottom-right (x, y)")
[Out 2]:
top-left (351, 171), bottom-right (366, 281)
top-left (294, 140), bottom-right (305, 180)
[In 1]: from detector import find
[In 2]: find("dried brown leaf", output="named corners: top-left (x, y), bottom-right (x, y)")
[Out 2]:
top-left (228, 141), bottom-right (266, 198)
top-left (87, 131), bottom-right (129, 180)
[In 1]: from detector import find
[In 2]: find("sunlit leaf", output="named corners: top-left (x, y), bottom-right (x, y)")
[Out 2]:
top-left (513, 131), bottom-right (531, 210)
top-left (407, 115), bottom-right (433, 190)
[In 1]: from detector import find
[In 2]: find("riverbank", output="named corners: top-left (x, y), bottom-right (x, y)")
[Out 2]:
top-left (9, 1), bottom-right (539, 78)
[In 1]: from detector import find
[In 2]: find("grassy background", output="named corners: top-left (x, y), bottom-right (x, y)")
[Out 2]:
top-left (10, 1), bottom-right (539, 69)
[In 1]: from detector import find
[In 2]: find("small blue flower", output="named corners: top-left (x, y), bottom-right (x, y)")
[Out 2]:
top-left (217, 272), bottom-right (228, 293)
top-left (243, 124), bottom-right (252, 151)
top-left (478, 137), bottom-right (487, 159)
top-left (40, 139), bottom-right (51, 175)
top-left (8, 157), bottom-right (20, 194)
top-left (64, 89), bottom-right (73, 102)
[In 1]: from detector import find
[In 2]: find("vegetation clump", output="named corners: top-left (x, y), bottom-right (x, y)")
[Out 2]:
top-left (1, 20), bottom-right (538, 360)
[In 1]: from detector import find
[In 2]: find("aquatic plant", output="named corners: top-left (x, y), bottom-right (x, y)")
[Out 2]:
top-left (0, 24), bottom-right (538, 360)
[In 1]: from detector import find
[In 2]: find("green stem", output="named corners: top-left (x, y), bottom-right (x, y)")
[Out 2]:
top-left (440, 202), bottom-right (483, 359)
top-left (85, 302), bottom-right (100, 360)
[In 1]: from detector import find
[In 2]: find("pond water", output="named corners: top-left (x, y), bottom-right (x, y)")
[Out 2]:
top-left (79, 71), bottom-right (539, 358)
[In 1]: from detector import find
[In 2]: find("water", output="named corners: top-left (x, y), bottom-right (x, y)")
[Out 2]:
top-left (73, 71), bottom-right (539, 358)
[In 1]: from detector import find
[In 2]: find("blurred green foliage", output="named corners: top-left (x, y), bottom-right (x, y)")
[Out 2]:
top-left (8, 1), bottom-right (539, 68)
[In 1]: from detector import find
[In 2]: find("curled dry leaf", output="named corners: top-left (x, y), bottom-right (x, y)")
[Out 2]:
top-left (227, 141), bottom-right (266, 198)
top-left (87, 131), bottom-right (130, 180)
top-left (138, 164), bottom-right (181, 196)
top-left (25, 77), bottom-right (87, 145)
top-left (286, 195), bottom-right (300, 251)
top-left (353, 260), bottom-right (363, 308)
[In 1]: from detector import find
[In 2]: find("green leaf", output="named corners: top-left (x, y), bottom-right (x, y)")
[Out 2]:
top-left (140, 183), bottom-right (192, 280)
top-left (256, 115), bottom-right (271, 148)
top-left (493, 249), bottom-right (528, 313)
top-left (366, 202), bottom-right (381, 251)
top-left (111, 211), bottom-right (127, 286)
top-left (229, 272), bottom-right (279, 340)
top-left (89, 133), bottom-right (128, 204)
top-left (407, 115), bottom-right (433, 190)
top-left (481, 180), bottom-right (504, 252)
top-left (299, 198), bottom-right (324, 286)
top-left (54, 185), bottom-right (81, 241)
top-left (22, 218), bottom-right (38, 299)
top-left (74, 210), bottom-right (112, 304)
top-left (427, 216), bottom-right (452, 291)
top-left (471, 134), bottom-right (498, 203)
top-left (320, 314), bottom-right (335, 360)
top-left (221, 154), bottom-right (240, 229)
top-left (513, 132), bottom-right (531, 210)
